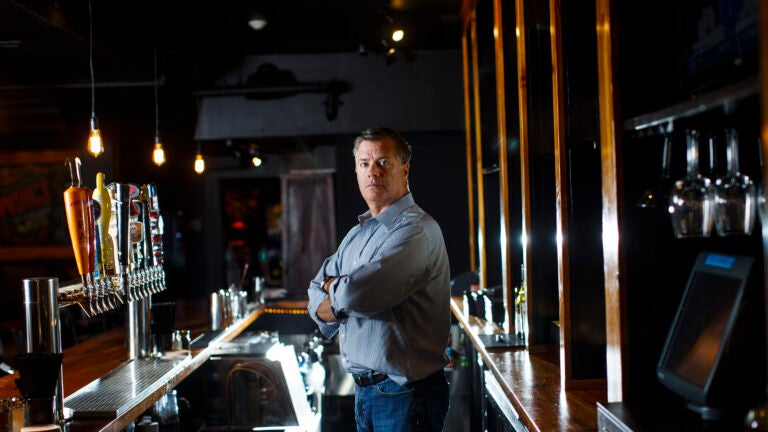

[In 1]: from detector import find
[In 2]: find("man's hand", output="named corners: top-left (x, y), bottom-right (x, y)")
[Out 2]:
top-left (316, 298), bottom-right (336, 322)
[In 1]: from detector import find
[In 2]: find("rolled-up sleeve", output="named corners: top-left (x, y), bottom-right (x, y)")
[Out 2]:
top-left (307, 258), bottom-right (340, 338)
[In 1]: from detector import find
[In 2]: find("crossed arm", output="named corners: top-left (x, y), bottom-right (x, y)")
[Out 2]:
top-left (316, 277), bottom-right (336, 322)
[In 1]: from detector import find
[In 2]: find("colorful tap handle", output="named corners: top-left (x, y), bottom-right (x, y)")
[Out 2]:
top-left (145, 183), bottom-right (164, 266)
top-left (94, 172), bottom-right (116, 276)
top-left (114, 183), bottom-right (133, 274)
top-left (63, 158), bottom-right (91, 278)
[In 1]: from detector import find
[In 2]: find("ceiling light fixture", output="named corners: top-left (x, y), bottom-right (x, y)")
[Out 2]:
top-left (381, 8), bottom-right (405, 46)
top-left (87, 0), bottom-right (103, 157)
top-left (248, 9), bottom-right (268, 30)
top-left (391, 28), bottom-right (404, 42)
top-left (194, 142), bottom-right (205, 174)
top-left (248, 144), bottom-right (263, 167)
top-left (152, 34), bottom-right (165, 166)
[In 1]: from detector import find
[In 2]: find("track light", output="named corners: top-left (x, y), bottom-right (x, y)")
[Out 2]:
top-left (248, 9), bottom-right (268, 30)
top-left (391, 28), bottom-right (404, 42)
top-left (248, 145), bottom-right (263, 168)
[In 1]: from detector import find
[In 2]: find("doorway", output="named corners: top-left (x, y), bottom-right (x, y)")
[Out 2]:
top-left (219, 178), bottom-right (282, 292)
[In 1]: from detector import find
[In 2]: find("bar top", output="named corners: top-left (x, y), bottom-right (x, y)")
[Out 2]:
top-left (0, 297), bottom-right (265, 432)
top-left (450, 296), bottom-right (606, 432)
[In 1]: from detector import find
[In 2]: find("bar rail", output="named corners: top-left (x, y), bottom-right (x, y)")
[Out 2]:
top-left (0, 298), bottom-right (263, 432)
top-left (451, 296), bottom-right (606, 432)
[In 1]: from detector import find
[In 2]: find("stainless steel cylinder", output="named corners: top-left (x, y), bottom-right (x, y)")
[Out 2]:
top-left (210, 292), bottom-right (221, 331)
top-left (23, 278), bottom-right (60, 354)
top-left (254, 276), bottom-right (265, 304)
top-left (22, 277), bottom-right (65, 425)
top-left (126, 297), bottom-right (152, 360)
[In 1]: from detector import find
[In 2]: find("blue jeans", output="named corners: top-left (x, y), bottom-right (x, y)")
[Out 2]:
top-left (354, 369), bottom-right (450, 432)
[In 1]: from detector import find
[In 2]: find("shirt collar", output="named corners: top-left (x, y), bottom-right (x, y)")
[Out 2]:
top-left (357, 193), bottom-right (414, 228)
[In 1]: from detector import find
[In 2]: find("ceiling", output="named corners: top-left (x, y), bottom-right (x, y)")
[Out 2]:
top-left (0, 0), bottom-right (463, 90)
top-left (0, 0), bottom-right (463, 160)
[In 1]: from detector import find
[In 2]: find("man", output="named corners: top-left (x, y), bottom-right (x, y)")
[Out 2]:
top-left (307, 127), bottom-right (451, 431)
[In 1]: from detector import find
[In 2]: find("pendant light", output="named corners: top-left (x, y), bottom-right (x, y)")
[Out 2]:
top-left (151, 29), bottom-right (165, 166)
top-left (87, 0), bottom-right (104, 157)
top-left (194, 142), bottom-right (205, 174)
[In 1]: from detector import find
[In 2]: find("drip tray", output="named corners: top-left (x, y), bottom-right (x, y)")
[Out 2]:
top-left (64, 356), bottom-right (192, 418)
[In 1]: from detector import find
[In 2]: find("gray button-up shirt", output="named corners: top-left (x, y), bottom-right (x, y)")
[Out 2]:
top-left (307, 193), bottom-right (451, 385)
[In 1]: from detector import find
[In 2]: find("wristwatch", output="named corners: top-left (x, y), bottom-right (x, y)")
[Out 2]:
top-left (322, 275), bottom-right (334, 293)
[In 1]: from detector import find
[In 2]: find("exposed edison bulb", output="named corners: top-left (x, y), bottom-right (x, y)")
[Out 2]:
top-left (252, 155), bottom-right (262, 167)
top-left (88, 122), bottom-right (104, 157)
top-left (152, 142), bottom-right (166, 166)
top-left (88, 129), bottom-right (103, 156)
top-left (194, 153), bottom-right (205, 174)
top-left (391, 28), bottom-right (404, 42)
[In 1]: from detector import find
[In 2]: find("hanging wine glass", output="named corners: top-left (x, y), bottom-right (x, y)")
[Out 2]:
top-left (757, 138), bottom-right (768, 229)
top-left (668, 129), bottom-right (715, 238)
top-left (713, 129), bottom-right (756, 236)
top-left (636, 133), bottom-right (672, 208)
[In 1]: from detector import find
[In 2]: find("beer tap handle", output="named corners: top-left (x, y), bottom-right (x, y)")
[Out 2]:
top-left (64, 157), bottom-right (97, 316)
top-left (114, 183), bottom-right (134, 301)
top-left (93, 172), bottom-right (117, 309)
top-left (145, 183), bottom-right (164, 267)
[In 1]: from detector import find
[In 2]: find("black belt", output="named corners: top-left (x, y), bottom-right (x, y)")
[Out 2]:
top-left (353, 371), bottom-right (388, 387)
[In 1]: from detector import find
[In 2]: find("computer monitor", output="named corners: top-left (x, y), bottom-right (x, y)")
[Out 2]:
top-left (656, 251), bottom-right (764, 421)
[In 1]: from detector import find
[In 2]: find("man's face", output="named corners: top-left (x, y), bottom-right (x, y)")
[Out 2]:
top-left (355, 138), bottom-right (409, 215)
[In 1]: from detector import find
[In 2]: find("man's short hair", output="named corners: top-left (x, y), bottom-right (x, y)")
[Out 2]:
top-left (353, 127), bottom-right (412, 164)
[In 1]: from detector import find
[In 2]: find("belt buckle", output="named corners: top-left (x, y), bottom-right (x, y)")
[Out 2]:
top-left (354, 371), bottom-right (382, 387)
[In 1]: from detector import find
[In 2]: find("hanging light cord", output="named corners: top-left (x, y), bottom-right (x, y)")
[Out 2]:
top-left (88, 0), bottom-right (95, 119)
top-left (153, 33), bottom-right (160, 139)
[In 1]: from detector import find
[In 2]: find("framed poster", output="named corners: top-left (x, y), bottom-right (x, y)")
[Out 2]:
top-left (0, 150), bottom-right (75, 261)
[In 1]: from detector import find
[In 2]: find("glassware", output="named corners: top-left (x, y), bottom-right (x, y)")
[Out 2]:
top-left (152, 390), bottom-right (179, 432)
top-left (746, 400), bottom-right (768, 430)
top-left (713, 129), bottom-right (756, 236)
top-left (0, 399), bottom-right (10, 432)
top-left (668, 129), bottom-right (715, 238)
top-left (9, 398), bottom-right (27, 432)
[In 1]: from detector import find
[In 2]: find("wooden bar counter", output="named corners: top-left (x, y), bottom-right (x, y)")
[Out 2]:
top-left (451, 296), bottom-right (606, 431)
top-left (0, 297), bottom-right (268, 432)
